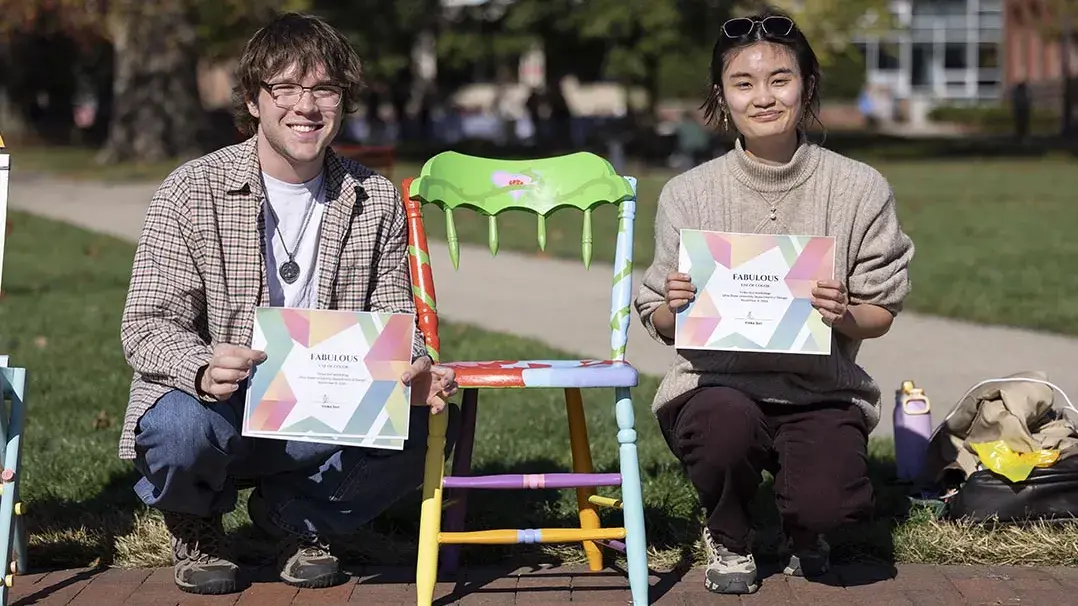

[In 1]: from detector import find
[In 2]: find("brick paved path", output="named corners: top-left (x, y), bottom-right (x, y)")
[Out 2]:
top-left (6, 562), bottom-right (1077, 605)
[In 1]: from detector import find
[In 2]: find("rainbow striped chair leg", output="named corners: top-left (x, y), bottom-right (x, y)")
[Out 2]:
top-left (404, 153), bottom-right (650, 605)
top-left (565, 387), bottom-right (605, 569)
top-left (0, 367), bottom-right (29, 606)
top-left (438, 389), bottom-right (478, 573)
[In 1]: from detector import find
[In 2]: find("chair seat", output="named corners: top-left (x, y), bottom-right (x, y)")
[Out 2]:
top-left (443, 359), bottom-right (638, 389)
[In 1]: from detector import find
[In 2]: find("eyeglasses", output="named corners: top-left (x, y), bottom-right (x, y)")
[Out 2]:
top-left (261, 81), bottom-right (344, 109)
top-left (721, 16), bottom-right (795, 38)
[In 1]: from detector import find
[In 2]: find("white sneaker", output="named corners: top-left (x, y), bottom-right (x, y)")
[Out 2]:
top-left (702, 527), bottom-right (759, 594)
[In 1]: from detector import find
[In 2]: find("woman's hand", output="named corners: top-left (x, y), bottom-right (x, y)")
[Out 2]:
top-left (811, 279), bottom-right (849, 326)
top-left (664, 271), bottom-right (696, 312)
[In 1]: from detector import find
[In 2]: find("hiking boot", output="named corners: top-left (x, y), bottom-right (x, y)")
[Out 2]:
top-left (162, 511), bottom-right (239, 595)
top-left (277, 535), bottom-right (344, 589)
top-left (783, 535), bottom-right (831, 578)
top-left (701, 527), bottom-right (758, 594)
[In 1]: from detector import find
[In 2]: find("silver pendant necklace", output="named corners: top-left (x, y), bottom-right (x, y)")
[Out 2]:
top-left (264, 174), bottom-right (324, 285)
top-left (754, 158), bottom-right (808, 226)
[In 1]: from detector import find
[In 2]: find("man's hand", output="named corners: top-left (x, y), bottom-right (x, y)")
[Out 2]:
top-left (198, 344), bottom-right (267, 401)
top-left (402, 357), bottom-right (459, 414)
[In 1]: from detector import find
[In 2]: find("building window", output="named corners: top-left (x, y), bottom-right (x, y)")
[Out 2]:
top-left (879, 42), bottom-right (901, 70)
top-left (978, 43), bottom-right (1000, 68)
top-left (945, 43), bottom-right (968, 68)
top-left (912, 43), bottom-right (933, 87)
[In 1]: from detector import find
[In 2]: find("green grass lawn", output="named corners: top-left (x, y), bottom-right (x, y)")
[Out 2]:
top-left (11, 143), bottom-right (1078, 337)
top-left (3, 209), bottom-right (1077, 572)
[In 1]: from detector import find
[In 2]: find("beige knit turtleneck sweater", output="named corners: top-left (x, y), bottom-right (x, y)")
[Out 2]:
top-left (634, 137), bottom-right (915, 432)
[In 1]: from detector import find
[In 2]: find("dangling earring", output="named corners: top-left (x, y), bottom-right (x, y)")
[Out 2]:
top-left (722, 110), bottom-right (729, 132)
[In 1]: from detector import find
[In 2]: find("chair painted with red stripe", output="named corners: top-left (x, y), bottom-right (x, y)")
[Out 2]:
top-left (402, 150), bottom-right (649, 605)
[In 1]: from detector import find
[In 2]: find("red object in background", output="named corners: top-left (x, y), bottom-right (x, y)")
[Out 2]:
top-left (332, 144), bottom-right (396, 181)
top-left (232, 128), bottom-right (396, 180)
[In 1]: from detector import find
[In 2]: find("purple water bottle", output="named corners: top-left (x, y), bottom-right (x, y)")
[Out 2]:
top-left (894, 380), bottom-right (933, 483)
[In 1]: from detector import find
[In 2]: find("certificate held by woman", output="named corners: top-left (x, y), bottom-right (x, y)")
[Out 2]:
top-left (675, 229), bottom-right (836, 355)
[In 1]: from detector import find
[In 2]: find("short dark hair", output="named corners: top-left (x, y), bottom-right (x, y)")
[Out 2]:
top-left (701, 5), bottom-right (822, 130)
top-left (232, 12), bottom-right (364, 136)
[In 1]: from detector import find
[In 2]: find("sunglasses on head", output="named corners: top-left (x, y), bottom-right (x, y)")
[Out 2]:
top-left (721, 16), bottom-right (795, 38)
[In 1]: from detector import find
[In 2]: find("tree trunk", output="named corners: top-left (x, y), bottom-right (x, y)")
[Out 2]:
top-left (98, 1), bottom-right (207, 164)
top-left (1062, 21), bottom-right (1074, 137)
top-left (0, 90), bottom-right (31, 144)
top-left (0, 25), bottom-right (77, 146)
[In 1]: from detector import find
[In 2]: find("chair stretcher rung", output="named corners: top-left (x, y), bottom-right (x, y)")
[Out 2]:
top-left (597, 539), bottom-right (627, 553)
top-left (442, 472), bottom-right (621, 490)
top-left (588, 495), bottom-right (623, 509)
top-left (439, 527), bottom-right (627, 545)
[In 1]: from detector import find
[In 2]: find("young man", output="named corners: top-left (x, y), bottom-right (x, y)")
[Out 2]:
top-left (118, 13), bottom-right (458, 595)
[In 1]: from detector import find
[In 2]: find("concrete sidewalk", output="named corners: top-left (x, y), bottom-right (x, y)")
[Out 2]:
top-left (10, 173), bottom-right (1078, 439)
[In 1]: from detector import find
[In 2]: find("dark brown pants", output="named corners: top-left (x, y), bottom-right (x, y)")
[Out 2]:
top-left (656, 386), bottom-right (874, 554)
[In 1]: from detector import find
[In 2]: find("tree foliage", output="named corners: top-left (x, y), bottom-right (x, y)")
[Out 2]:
top-left (741, 0), bottom-right (893, 69)
top-left (305, 0), bottom-right (440, 83)
top-left (0, 0), bottom-right (907, 156)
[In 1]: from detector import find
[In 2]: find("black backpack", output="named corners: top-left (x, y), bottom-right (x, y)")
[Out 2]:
top-left (920, 377), bottom-right (1078, 524)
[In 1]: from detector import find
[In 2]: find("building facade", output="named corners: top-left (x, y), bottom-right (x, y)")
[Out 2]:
top-left (855, 0), bottom-right (1075, 110)
top-left (854, 0), bottom-right (1006, 106)
top-left (1003, 0), bottom-right (1077, 109)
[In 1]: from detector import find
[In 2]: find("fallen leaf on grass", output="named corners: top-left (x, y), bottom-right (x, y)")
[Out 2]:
top-left (34, 336), bottom-right (47, 348)
top-left (92, 410), bottom-right (112, 430)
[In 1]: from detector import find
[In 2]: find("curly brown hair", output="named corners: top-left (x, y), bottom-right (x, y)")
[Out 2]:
top-left (232, 12), bottom-right (364, 137)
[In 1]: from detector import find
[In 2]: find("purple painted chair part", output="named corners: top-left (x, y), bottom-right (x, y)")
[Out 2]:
top-left (443, 473), bottom-right (622, 490)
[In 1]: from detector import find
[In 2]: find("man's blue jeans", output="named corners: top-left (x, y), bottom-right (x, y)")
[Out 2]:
top-left (132, 388), bottom-right (458, 539)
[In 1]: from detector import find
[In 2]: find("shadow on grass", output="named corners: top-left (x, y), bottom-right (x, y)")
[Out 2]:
top-left (21, 449), bottom-right (909, 601)
top-left (25, 468), bottom-right (144, 572)
top-left (801, 132), bottom-right (1078, 162)
top-left (331, 455), bottom-right (702, 605)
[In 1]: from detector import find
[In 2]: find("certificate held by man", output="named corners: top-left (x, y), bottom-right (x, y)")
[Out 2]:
top-left (675, 229), bottom-right (836, 355)
top-left (243, 307), bottom-right (417, 450)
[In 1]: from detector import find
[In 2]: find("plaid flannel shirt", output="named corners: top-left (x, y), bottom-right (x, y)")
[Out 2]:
top-left (117, 136), bottom-right (426, 460)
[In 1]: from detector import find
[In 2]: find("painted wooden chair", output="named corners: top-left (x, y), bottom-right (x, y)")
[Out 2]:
top-left (0, 135), bottom-right (30, 606)
top-left (0, 368), bottom-right (27, 606)
top-left (401, 151), bottom-right (649, 606)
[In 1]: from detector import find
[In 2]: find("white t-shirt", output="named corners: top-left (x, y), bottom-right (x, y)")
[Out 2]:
top-left (262, 171), bottom-right (328, 308)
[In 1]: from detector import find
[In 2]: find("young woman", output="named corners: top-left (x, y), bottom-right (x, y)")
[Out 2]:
top-left (634, 7), bottom-right (915, 596)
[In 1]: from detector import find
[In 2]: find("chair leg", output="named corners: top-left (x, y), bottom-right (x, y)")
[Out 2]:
top-left (615, 387), bottom-right (649, 605)
top-left (440, 388), bottom-right (478, 575)
top-left (14, 514), bottom-right (26, 575)
top-left (565, 387), bottom-right (604, 572)
top-left (416, 408), bottom-right (449, 606)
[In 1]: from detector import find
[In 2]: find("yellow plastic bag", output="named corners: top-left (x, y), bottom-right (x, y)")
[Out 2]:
top-left (969, 440), bottom-right (1061, 482)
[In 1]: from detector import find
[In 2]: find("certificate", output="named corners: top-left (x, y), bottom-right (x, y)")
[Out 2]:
top-left (242, 307), bottom-right (416, 450)
top-left (675, 230), bottom-right (835, 355)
